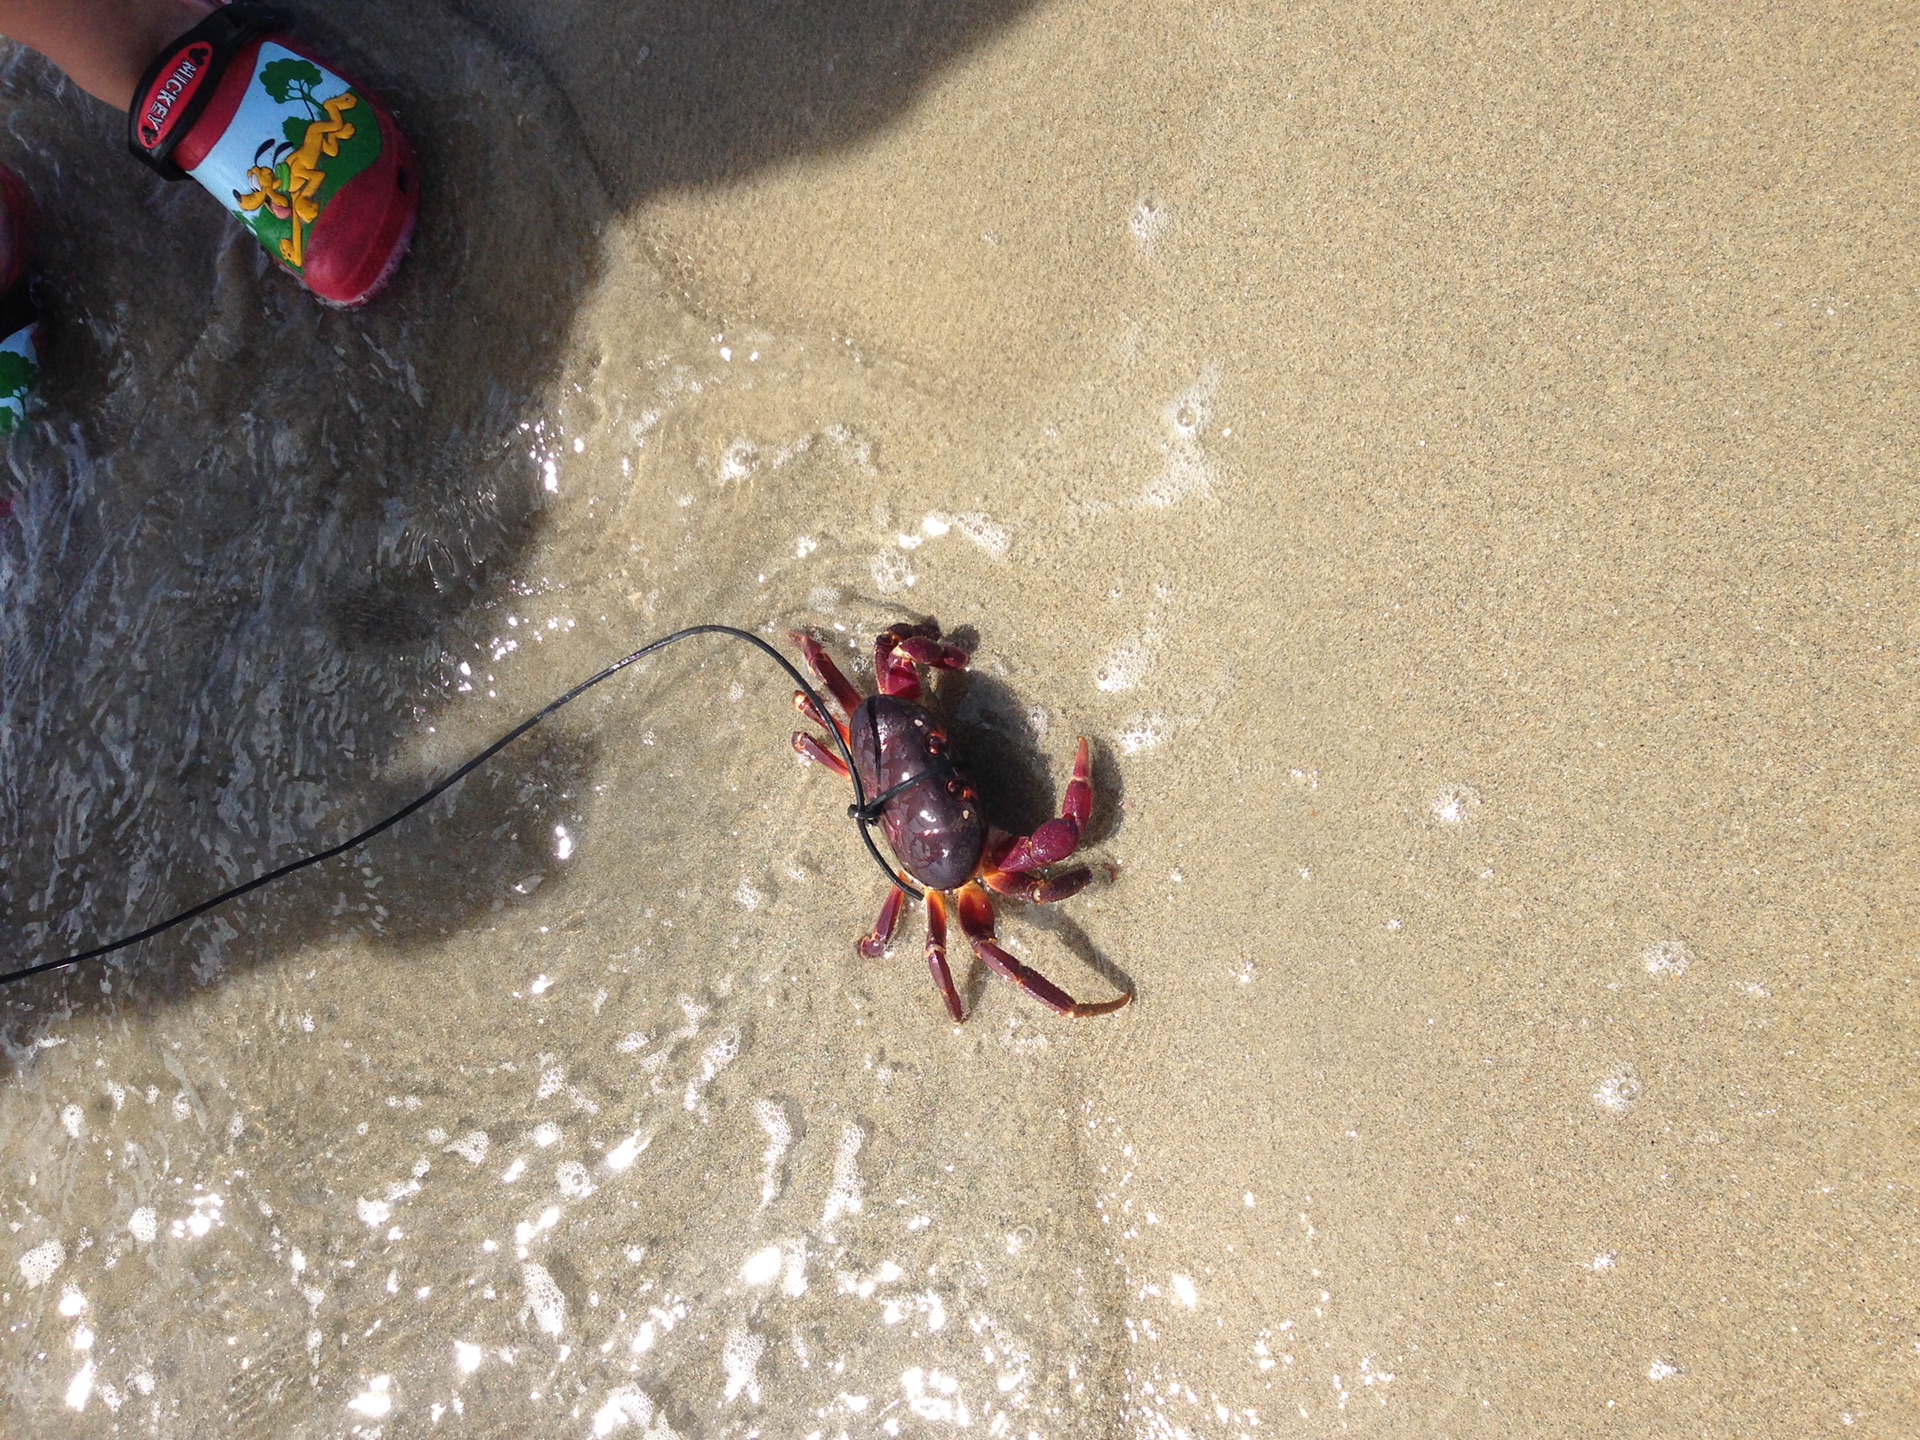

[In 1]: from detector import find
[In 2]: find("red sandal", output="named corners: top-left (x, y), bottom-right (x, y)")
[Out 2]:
top-left (128, 1), bottom-right (417, 308)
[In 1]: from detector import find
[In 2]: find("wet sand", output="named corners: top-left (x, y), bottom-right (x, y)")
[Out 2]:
top-left (0, 2), bottom-right (1914, 1435)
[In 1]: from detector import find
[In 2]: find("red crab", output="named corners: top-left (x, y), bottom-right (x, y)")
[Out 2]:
top-left (789, 621), bottom-right (1132, 1022)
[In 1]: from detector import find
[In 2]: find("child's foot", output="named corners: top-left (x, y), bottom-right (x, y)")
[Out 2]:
top-left (0, 164), bottom-right (42, 445)
top-left (128, 1), bottom-right (418, 308)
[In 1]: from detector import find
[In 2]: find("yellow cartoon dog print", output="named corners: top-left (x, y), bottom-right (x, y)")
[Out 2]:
top-left (235, 92), bottom-right (358, 268)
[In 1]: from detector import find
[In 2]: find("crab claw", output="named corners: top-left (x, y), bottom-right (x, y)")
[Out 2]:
top-left (873, 623), bottom-right (969, 699)
top-left (984, 864), bottom-right (1093, 904)
top-left (993, 738), bottom-right (1092, 875)
top-left (890, 632), bottom-right (969, 671)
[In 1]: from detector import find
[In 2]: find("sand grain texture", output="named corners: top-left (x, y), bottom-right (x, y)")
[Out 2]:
top-left (0, 2), bottom-right (1912, 1436)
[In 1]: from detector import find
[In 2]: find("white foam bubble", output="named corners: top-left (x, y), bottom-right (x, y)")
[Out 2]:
top-left (718, 438), bottom-right (758, 484)
top-left (592, 1385), bottom-right (658, 1436)
top-left (19, 1238), bottom-right (65, 1287)
top-left (444, 1130), bottom-right (490, 1164)
top-left (871, 551), bottom-right (915, 594)
top-left (1643, 939), bottom-right (1692, 979)
top-left (64, 1358), bottom-right (94, 1412)
top-left (523, 1262), bottom-right (566, 1337)
top-left (1648, 1358), bottom-right (1681, 1382)
top-left (514, 1206), bottom-right (562, 1254)
top-left (533, 1122), bottom-right (562, 1148)
top-left (683, 1029), bottom-right (741, 1113)
top-left (782, 1246), bottom-right (808, 1298)
top-left (60, 1104), bottom-right (85, 1140)
top-left (1170, 1273), bottom-right (1199, 1308)
top-left (347, 1375), bottom-right (393, 1418)
top-left (128, 1208), bottom-right (157, 1244)
top-left (854, 1259), bottom-right (903, 1299)
top-left (821, 1123), bottom-right (867, 1228)
top-left (741, 1245), bottom-right (783, 1287)
top-left (454, 1340), bottom-right (483, 1375)
top-left (556, 1161), bottom-right (594, 1199)
top-left (1430, 785), bottom-right (1482, 825)
top-left (1095, 636), bottom-right (1153, 693)
top-left (722, 1327), bottom-right (765, 1404)
top-left (1594, 1068), bottom-right (1642, 1114)
top-left (1117, 714), bottom-right (1168, 755)
top-left (356, 1197), bottom-right (392, 1227)
top-left (953, 512), bottom-right (1012, 560)
top-left (901, 1367), bottom-right (968, 1425)
top-left (753, 1099), bottom-right (791, 1206)
top-left (1129, 197), bottom-right (1172, 249)
top-left (605, 1130), bottom-right (651, 1173)
top-left (1141, 370), bottom-right (1219, 507)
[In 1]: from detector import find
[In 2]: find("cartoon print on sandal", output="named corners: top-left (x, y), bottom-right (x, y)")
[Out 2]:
top-left (189, 48), bottom-right (382, 278)
top-left (0, 327), bottom-right (38, 436)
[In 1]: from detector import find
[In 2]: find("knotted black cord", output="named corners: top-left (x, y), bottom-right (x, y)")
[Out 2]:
top-left (0, 624), bottom-right (926, 990)
top-left (850, 755), bottom-right (958, 823)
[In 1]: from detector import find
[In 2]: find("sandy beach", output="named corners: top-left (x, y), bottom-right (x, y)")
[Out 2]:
top-left (0, 2), bottom-right (1913, 1435)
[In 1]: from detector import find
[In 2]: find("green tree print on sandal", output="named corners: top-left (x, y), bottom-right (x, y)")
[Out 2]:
top-left (0, 327), bottom-right (39, 437)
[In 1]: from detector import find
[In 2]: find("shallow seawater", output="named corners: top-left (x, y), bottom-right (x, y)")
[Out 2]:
top-left (2, 3), bottom-right (1916, 1437)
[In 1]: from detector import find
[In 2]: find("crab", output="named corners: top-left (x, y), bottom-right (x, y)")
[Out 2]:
top-left (788, 621), bottom-right (1132, 1022)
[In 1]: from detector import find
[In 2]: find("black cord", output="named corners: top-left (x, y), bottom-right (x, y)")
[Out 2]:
top-left (0, 624), bottom-right (921, 989)
top-left (851, 756), bottom-right (957, 823)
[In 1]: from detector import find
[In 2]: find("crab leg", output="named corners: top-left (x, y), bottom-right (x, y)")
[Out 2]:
top-left (954, 884), bottom-right (1129, 1018)
top-left (792, 689), bottom-right (853, 765)
top-left (791, 730), bottom-right (851, 778)
top-left (792, 631), bottom-right (865, 718)
top-left (858, 881), bottom-right (908, 958)
top-left (924, 889), bottom-right (965, 1022)
top-left (994, 737), bottom-right (1093, 875)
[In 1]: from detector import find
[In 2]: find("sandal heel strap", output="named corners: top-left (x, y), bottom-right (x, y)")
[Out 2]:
top-left (128, 1), bottom-right (289, 180)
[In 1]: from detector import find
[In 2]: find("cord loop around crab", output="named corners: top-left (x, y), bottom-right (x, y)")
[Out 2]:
top-left (847, 756), bottom-right (961, 826)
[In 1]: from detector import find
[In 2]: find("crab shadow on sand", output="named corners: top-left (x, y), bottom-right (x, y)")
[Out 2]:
top-left (0, 0), bottom-right (1050, 1065)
